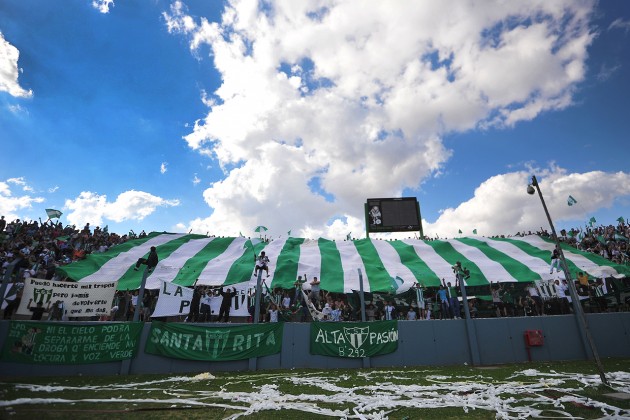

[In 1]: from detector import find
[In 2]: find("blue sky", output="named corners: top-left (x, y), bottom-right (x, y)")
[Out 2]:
top-left (1, 0), bottom-right (629, 239)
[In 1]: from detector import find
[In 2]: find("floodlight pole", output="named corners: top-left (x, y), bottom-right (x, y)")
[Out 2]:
top-left (529, 175), bottom-right (608, 385)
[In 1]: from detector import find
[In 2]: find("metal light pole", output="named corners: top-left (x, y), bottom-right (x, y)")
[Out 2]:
top-left (528, 175), bottom-right (609, 385)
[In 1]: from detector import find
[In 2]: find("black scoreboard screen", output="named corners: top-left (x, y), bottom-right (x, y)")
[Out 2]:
top-left (365, 197), bottom-right (422, 233)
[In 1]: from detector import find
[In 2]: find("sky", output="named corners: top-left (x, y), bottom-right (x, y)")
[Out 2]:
top-left (1, 0), bottom-right (629, 240)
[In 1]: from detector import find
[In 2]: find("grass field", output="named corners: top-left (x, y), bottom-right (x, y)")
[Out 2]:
top-left (1, 359), bottom-right (629, 419)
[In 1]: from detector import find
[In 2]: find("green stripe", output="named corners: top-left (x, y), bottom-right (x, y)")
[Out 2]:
top-left (271, 238), bottom-right (305, 289)
top-left (494, 237), bottom-right (583, 278)
top-left (423, 240), bottom-right (488, 286)
top-left (354, 239), bottom-right (397, 292)
top-left (56, 232), bottom-right (163, 281)
top-left (318, 238), bottom-right (344, 293)
top-left (117, 234), bottom-right (206, 290)
top-left (171, 237), bottom-right (235, 286)
top-left (388, 241), bottom-right (441, 286)
top-left (538, 237), bottom-right (630, 277)
top-left (224, 239), bottom-right (257, 286)
top-left (457, 238), bottom-right (541, 282)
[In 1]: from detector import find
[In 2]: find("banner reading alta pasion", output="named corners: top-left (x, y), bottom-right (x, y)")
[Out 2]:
top-left (310, 320), bottom-right (398, 358)
top-left (145, 321), bottom-right (283, 361)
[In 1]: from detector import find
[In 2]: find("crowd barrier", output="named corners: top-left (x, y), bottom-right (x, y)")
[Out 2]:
top-left (1, 312), bottom-right (629, 377)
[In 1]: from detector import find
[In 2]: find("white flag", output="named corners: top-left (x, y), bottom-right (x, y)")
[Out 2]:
top-left (152, 280), bottom-right (194, 317)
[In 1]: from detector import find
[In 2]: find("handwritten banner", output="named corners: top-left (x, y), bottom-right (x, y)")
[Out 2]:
top-left (1, 321), bottom-right (143, 364)
top-left (16, 278), bottom-right (117, 318)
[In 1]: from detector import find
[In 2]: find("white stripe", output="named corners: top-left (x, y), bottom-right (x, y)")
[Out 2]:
top-left (145, 237), bottom-right (215, 289)
top-left (197, 237), bottom-right (249, 286)
top-left (371, 240), bottom-right (417, 291)
top-left (450, 239), bottom-right (517, 283)
top-left (79, 233), bottom-right (187, 283)
top-left (519, 235), bottom-right (623, 278)
top-left (483, 238), bottom-right (549, 280)
top-left (297, 239), bottom-right (322, 288)
top-left (336, 241), bottom-right (370, 293)
top-left (402, 239), bottom-right (453, 283)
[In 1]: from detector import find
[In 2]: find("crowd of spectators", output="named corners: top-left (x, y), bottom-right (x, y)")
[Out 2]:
top-left (0, 215), bottom-right (628, 323)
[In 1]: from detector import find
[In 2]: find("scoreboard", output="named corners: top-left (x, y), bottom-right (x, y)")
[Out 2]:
top-left (365, 197), bottom-right (423, 235)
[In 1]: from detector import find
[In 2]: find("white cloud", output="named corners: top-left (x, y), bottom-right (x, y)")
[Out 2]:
top-left (64, 190), bottom-right (180, 227)
top-left (165, 1), bottom-right (598, 238)
top-left (7, 177), bottom-right (34, 192)
top-left (424, 166), bottom-right (630, 238)
top-left (608, 18), bottom-right (630, 33)
top-left (192, 174), bottom-right (201, 185)
top-left (160, 162), bottom-right (168, 174)
top-left (0, 178), bottom-right (44, 222)
top-left (0, 32), bottom-right (33, 98)
top-left (92, 0), bottom-right (114, 14)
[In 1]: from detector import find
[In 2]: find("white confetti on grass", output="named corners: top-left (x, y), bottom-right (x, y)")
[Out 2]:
top-left (2, 368), bottom-right (629, 419)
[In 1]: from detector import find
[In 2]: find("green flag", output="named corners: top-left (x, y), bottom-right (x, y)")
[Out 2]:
top-left (45, 209), bottom-right (62, 219)
top-left (145, 321), bottom-right (283, 361)
top-left (617, 217), bottom-right (625, 224)
top-left (310, 321), bottom-right (398, 358)
top-left (567, 195), bottom-right (577, 206)
top-left (1, 321), bottom-right (142, 364)
top-left (589, 217), bottom-right (596, 227)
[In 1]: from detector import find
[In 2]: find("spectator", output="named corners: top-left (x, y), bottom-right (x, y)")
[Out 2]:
top-left (217, 287), bottom-right (236, 322)
top-left (255, 251), bottom-right (270, 278)
top-left (134, 246), bottom-right (158, 273)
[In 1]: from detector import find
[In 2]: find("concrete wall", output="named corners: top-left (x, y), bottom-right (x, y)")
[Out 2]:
top-left (1, 312), bottom-right (629, 377)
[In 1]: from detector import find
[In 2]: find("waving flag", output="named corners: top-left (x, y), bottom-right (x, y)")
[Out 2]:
top-left (55, 232), bottom-right (630, 292)
top-left (45, 209), bottom-right (62, 219)
top-left (589, 217), bottom-right (597, 227)
top-left (567, 195), bottom-right (577, 206)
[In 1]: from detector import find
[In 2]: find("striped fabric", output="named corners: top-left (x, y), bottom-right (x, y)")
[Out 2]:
top-left (56, 233), bottom-right (630, 291)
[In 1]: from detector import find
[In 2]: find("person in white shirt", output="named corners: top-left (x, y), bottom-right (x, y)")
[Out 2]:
top-left (268, 303), bottom-right (279, 322)
top-left (384, 301), bottom-right (396, 320)
top-left (554, 279), bottom-right (570, 314)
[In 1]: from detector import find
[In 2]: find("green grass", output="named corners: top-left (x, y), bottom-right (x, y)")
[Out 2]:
top-left (1, 359), bottom-right (629, 419)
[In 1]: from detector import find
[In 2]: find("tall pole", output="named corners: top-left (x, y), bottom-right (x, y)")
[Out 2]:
top-left (529, 175), bottom-right (608, 385)
top-left (253, 269), bottom-right (263, 324)
top-left (133, 267), bottom-right (150, 322)
top-left (357, 268), bottom-right (366, 322)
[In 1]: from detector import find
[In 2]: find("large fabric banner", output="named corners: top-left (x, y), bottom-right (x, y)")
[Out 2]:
top-left (145, 321), bottom-right (283, 361)
top-left (0, 321), bottom-right (143, 364)
top-left (310, 321), bottom-right (398, 358)
top-left (16, 278), bottom-right (116, 318)
top-left (151, 281), bottom-right (252, 318)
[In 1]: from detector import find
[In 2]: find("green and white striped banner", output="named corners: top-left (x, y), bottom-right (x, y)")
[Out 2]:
top-left (56, 232), bottom-right (630, 292)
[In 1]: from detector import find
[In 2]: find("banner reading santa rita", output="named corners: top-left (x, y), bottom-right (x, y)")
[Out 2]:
top-left (310, 321), bottom-right (398, 358)
top-left (145, 321), bottom-right (283, 361)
